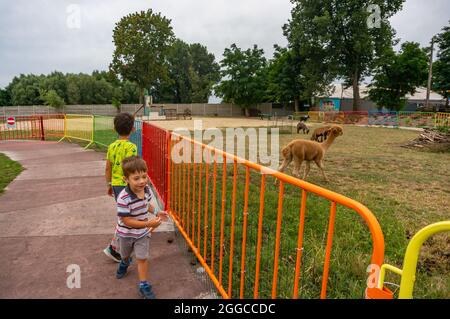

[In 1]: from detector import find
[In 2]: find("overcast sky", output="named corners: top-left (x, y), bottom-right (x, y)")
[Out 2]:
top-left (0, 0), bottom-right (449, 89)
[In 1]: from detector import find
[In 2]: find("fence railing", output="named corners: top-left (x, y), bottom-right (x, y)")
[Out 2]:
top-left (369, 221), bottom-right (450, 299)
top-left (166, 129), bottom-right (385, 299)
top-left (1, 114), bottom-right (64, 141)
top-left (297, 111), bottom-right (450, 128)
top-left (2, 113), bottom-right (448, 299)
top-left (142, 122), bottom-right (169, 207)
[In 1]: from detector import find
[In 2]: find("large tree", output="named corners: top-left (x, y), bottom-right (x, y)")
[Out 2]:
top-left (110, 9), bottom-right (175, 104)
top-left (266, 46), bottom-right (304, 111)
top-left (433, 22), bottom-right (450, 108)
top-left (215, 44), bottom-right (268, 116)
top-left (368, 42), bottom-right (428, 110)
top-left (189, 43), bottom-right (221, 103)
top-left (0, 88), bottom-right (11, 106)
top-left (7, 74), bottom-right (44, 105)
top-left (152, 40), bottom-right (220, 103)
top-left (286, 0), bottom-right (404, 110)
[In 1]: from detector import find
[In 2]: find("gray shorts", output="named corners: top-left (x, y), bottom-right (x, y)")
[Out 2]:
top-left (118, 235), bottom-right (150, 260)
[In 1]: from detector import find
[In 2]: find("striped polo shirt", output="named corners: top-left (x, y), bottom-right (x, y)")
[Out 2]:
top-left (116, 185), bottom-right (153, 239)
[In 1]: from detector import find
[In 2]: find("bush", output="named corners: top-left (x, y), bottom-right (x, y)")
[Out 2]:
top-left (39, 89), bottom-right (65, 108)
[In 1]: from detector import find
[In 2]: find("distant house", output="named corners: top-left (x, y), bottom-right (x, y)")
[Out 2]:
top-left (316, 84), bottom-right (446, 112)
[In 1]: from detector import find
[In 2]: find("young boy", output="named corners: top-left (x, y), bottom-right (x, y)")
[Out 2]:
top-left (104, 112), bottom-right (138, 262)
top-left (115, 156), bottom-right (168, 299)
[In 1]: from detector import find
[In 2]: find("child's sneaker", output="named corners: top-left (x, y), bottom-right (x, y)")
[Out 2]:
top-left (116, 259), bottom-right (131, 279)
top-left (104, 245), bottom-right (121, 263)
top-left (139, 282), bottom-right (156, 299)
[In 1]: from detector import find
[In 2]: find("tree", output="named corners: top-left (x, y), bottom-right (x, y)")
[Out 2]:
top-left (151, 40), bottom-right (220, 103)
top-left (286, 0), bottom-right (404, 110)
top-left (0, 88), bottom-right (11, 106)
top-left (368, 42), bottom-right (428, 110)
top-left (41, 71), bottom-right (68, 102)
top-left (40, 89), bottom-right (65, 108)
top-left (8, 74), bottom-right (44, 105)
top-left (266, 45), bottom-right (306, 111)
top-left (110, 10), bottom-right (175, 104)
top-left (433, 22), bottom-right (450, 108)
top-left (215, 44), bottom-right (268, 117)
top-left (189, 43), bottom-right (220, 102)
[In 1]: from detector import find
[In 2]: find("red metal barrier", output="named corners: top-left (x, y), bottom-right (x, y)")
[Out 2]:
top-left (142, 122), bottom-right (170, 207)
top-left (41, 114), bottom-right (65, 138)
top-left (1, 115), bottom-right (42, 140)
top-left (0, 114), bottom-right (65, 141)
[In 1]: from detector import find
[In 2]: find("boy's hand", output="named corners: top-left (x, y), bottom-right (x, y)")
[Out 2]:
top-left (157, 211), bottom-right (169, 222)
top-left (147, 217), bottom-right (162, 229)
top-left (107, 186), bottom-right (113, 197)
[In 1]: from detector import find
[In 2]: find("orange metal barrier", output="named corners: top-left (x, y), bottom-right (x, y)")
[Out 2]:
top-left (166, 130), bottom-right (385, 299)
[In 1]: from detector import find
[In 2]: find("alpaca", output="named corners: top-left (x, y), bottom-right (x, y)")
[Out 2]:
top-left (277, 126), bottom-right (343, 182)
top-left (296, 122), bottom-right (310, 134)
top-left (310, 125), bottom-right (332, 142)
top-left (300, 115), bottom-right (310, 122)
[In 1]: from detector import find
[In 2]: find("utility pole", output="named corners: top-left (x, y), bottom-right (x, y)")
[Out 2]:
top-left (425, 37), bottom-right (435, 110)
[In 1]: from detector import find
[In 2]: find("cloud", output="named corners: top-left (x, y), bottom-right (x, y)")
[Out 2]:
top-left (0, 0), bottom-right (449, 88)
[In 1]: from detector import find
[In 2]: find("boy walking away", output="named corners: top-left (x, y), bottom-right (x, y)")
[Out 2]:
top-left (104, 112), bottom-right (138, 262)
top-left (115, 156), bottom-right (168, 299)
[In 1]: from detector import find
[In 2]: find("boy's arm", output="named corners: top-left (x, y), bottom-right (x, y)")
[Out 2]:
top-left (105, 160), bottom-right (113, 196)
top-left (121, 216), bottom-right (161, 229)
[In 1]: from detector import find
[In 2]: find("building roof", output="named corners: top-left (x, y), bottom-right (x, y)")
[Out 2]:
top-left (322, 84), bottom-right (444, 101)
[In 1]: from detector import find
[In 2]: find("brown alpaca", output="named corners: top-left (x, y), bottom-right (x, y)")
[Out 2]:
top-left (310, 125), bottom-right (332, 142)
top-left (277, 126), bottom-right (343, 182)
top-left (296, 122), bottom-right (310, 134)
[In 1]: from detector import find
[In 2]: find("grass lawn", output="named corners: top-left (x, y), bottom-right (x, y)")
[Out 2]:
top-left (0, 153), bottom-right (23, 193)
top-left (170, 125), bottom-right (449, 298)
top-left (277, 125), bottom-right (449, 298)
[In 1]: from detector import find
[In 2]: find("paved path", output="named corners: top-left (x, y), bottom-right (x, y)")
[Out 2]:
top-left (0, 140), bottom-right (208, 298)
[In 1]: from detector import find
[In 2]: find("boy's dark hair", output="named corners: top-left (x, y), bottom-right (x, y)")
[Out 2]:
top-left (114, 113), bottom-right (134, 136)
top-left (122, 156), bottom-right (148, 177)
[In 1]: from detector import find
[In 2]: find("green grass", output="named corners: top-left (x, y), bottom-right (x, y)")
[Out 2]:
top-left (170, 125), bottom-right (450, 299)
top-left (0, 153), bottom-right (23, 193)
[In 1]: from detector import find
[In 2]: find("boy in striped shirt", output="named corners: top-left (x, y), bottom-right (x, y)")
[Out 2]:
top-left (115, 156), bottom-right (168, 299)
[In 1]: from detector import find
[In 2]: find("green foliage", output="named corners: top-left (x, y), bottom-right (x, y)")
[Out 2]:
top-left (433, 21), bottom-right (450, 105)
top-left (266, 46), bottom-right (302, 107)
top-left (285, 0), bottom-right (405, 110)
top-left (152, 40), bottom-right (220, 103)
top-left (39, 89), bottom-right (65, 108)
top-left (369, 42), bottom-right (429, 110)
top-left (215, 44), bottom-right (268, 115)
top-left (0, 88), bottom-right (11, 106)
top-left (112, 97), bottom-right (121, 112)
top-left (8, 74), bottom-right (44, 105)
top-left (189, 43), bottom-right (221, 102)
top-left (110, 9), bottom-right (175, 103)
top-left (3, 71), bottom-right (140, 106)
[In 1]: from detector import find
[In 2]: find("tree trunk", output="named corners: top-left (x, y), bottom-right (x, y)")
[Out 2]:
top-left (244, 107), bottom-right (250, 117)
top-left (352, 73), bottom-right (360, 111)
top-left (139, 87), bottom-right (144, 105)
top-left (294, 97), bottom-right (300, 112)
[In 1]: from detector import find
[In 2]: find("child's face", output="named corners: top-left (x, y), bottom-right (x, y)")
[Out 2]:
top-left (124, 171), bottom-right (148, 192)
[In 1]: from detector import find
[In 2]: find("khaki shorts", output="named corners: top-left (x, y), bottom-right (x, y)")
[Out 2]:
top-left (118, 235), bottom-right (150, 260)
